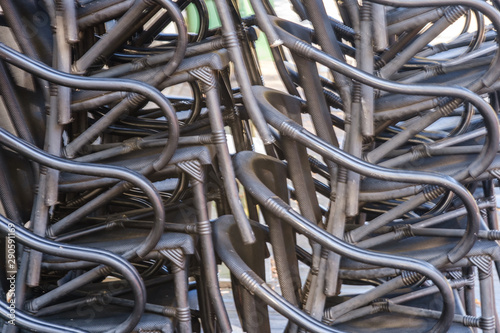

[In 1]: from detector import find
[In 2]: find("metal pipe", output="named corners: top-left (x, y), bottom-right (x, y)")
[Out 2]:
top-left (0, 41), bottom-right (180, 172)
top-left (233, 151), bottom-right (455, 332)
top-left (0, 214), bottom-right (146, 333)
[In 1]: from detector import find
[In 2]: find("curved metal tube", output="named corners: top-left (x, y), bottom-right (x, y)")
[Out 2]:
top-left (0, 214), bottom-right (146, 333)
top-left (63, 0), bottom-right (187, 158)
top-left (0, 42), bottom-right (179, 172)
top-left (216, 203), bottom-right (453, 332)
top-left (372, 0), bottom-right (500, 93)
top-left (214, 215), bottom-right (347, 333)
top-left (253, 86), bottom-right (480, 265)
top-left (272, 17), bottom-right (499, 181)
top-left (212, 0), bottom-right (275, 145)
top-left (0, 1), bottom-right (499, 331)
top-left (0, 127), bottom-right (164, 260)
top-left (233, 151), bottom-right (456, 332)
top-left (0, 299), bottom-right (86, 333)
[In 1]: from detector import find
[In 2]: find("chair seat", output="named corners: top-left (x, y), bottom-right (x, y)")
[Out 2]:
top-left (332, 291), bottom-right (473, 333)
top-left (43, 309), bottom-right (174, 333)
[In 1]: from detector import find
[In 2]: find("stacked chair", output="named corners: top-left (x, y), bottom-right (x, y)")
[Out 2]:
top-left (0, 0), bottom-right (500, 332)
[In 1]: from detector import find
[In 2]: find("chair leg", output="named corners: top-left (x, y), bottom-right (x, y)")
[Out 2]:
top-left (162, 248), bottom-right (192, 333)
top-left (476, 257), bottom-right (496, 333)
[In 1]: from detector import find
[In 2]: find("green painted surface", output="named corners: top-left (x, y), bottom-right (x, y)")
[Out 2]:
top-left (186, 0), bottom-right (272, 60)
